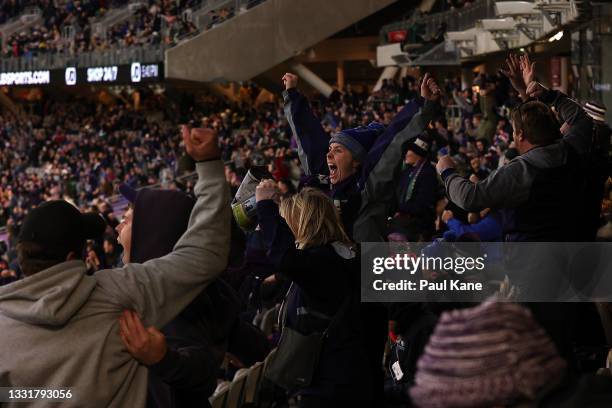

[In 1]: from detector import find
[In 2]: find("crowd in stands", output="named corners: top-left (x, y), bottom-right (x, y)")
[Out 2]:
top-left (0, 52), bottom-right (612, 408)
top-left (1, 0), bottom-right (266, 59)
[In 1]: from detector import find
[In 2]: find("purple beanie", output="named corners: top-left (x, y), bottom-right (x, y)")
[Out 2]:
top-left (410, 300), bottom-right (566, 408)
top-left (329, 122), bottom-right (384, 163)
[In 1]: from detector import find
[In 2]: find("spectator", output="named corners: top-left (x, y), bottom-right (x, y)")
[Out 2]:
top-left (116, 183), bottom-right (240, 408)
top-left (410, 300), bottom-right (612, 408)
top-left (394, 136), bottom-right (438, 239)
top-left (441, 207), bottom-right (503, 242)
top-left (255, 183), bottom-right (386, 407)
top-left (438, 54), bottom-right (596, 241)
top-left (282, 72), bottom-right (440, 240)
top-left (0, 127), bottom-right (230, 407)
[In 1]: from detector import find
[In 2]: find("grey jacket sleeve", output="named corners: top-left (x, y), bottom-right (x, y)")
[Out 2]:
top-left (542, 90), bottom-right (593, 155)
top-left (444, 158), bottom-right (531, 211)
top-left (95, 160), bottom-right (230, 327)
top-left (353, 101), bottom-right (436, 242)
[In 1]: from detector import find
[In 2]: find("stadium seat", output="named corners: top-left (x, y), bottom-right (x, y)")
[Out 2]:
top-left (226, 368), bottom-right (249, 408)
top-left (243, 361), bottom-right (264, 406)
top-left (209, 381), bottom-right (230, 408)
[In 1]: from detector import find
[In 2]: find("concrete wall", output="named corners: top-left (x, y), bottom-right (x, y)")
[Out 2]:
top-left (165, 0), bottom-right (396, 82)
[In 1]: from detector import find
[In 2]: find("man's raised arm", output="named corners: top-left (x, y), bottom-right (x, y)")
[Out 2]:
top-left (96, 127), bottom-right (231, 328)
top-left (354, 74), bottom-right (441, 242)
top-left (282, 73), bottom-right (330, 176)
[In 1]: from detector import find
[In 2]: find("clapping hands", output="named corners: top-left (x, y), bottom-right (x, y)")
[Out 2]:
top-left (499, 53), bottom-right (536, 101)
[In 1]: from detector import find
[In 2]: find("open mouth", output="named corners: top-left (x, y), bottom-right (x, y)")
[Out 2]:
top-left (328, 163), bottom-right (338, 180)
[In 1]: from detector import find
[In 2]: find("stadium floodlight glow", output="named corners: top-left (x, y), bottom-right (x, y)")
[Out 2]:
top-left (548, 31), bottom-right (563, 42)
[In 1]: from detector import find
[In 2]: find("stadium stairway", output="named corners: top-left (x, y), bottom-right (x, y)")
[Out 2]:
top-left (165, 0), bottom-right (397, 83)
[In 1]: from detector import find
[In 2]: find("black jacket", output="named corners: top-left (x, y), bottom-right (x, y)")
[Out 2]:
top-left (130, 188), bottom-right (240, 408)
top-left (396, 160), bottom-right (438, 224)
top-left (257, 200), bottom-right (387, 403)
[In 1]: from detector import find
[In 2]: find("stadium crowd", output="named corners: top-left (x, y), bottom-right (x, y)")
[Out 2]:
top-left (0, 52), bottom-right (612, 408)
top-left (0, 0), bottom-right (265, 58)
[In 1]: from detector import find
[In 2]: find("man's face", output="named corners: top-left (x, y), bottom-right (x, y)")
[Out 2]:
top-left (512, 121), bottom-right (527, 155)
top-left (103, 240), bottom-right (114, 255)
top-left (405, 150), bottom-right (420, 165)
top-left (116, 208), bottom-right (133, 264)
top-left (327, 142), bottom-right (358, 185)
top-left (470, 157), bottom-right (480, 171)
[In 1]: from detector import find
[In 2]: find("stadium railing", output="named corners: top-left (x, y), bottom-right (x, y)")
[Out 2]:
top-left (0, 6), bottom-right (43, 48)
top-left (379, 0), bottom-right (496, 44)
top-left (0, 0), bottom-right (269, 72)
top-left (0, 45), bottom-right (166, 72)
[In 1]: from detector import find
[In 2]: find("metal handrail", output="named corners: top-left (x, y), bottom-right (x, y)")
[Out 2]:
top-left (380, 0), bottom-right (496, 44)
top-left (0, 44), bottom-right (166, 71)
top-left (0, 0), bottom-right (268, 71)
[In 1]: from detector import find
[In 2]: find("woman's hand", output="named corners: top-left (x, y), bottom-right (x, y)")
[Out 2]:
top-left (255, 179), bottom-right (280, 203)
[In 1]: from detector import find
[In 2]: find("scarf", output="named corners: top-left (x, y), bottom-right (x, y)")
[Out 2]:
top-left (402, 159), bottom-right (426, 202)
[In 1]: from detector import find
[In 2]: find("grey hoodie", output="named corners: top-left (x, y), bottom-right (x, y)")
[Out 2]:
top-left (0, 160), bottom-right (230, 408)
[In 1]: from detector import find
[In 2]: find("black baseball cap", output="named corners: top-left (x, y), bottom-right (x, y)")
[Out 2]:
top-left (18, 200), bottom-right (107, 259)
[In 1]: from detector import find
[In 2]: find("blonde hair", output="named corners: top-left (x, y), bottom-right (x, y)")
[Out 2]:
top-left (279, 188), bottom-right (352, 249)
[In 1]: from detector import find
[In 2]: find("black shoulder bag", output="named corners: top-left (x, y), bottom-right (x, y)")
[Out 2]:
top-left (265, 283), bottom-right (351, 390)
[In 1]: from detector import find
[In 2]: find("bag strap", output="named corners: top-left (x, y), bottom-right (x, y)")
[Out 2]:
top-left (278, 281), bottom-right (353, 339)
top-left (279, 241), bottom-right (356, 335)
top-left (322, 291), bottom-right (353, 338)
top-left (277, 282), bottom-right (295, 329)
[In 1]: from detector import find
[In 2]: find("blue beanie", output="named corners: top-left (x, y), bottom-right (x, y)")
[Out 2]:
top-left (329, 122), bottom-right (384, 163)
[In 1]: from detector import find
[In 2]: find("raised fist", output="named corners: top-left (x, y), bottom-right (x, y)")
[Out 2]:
top-left (255, 179), bottom-right (280, 203)
top-left (282, 73), bottom-right (298, 91)
top-left (182, 126), bottom-right (220, 162)
top-left (420, 73), bottom-right (441, 102)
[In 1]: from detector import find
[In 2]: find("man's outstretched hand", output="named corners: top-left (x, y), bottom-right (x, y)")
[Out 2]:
top-left (519, 53), bottom-right (536, 89)
top-left (500, 53), bottom-right (536, 101)
top-left (182, 126), bottom-right (220, 162)
top-left (282, 73), bottom-right (298, 91)
top-left (420, 73), bottom-right (441, 102)
top-left (500, 53), bottom-right (526, 99)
